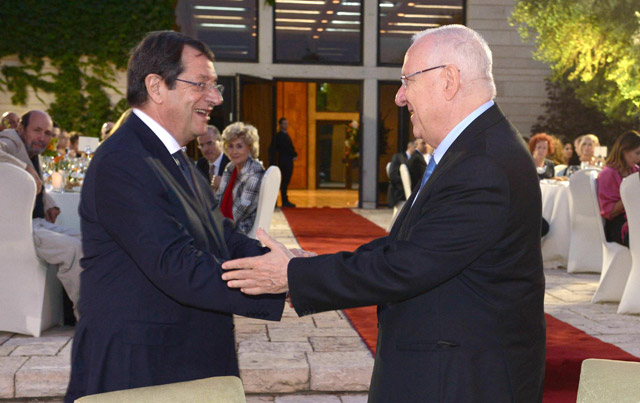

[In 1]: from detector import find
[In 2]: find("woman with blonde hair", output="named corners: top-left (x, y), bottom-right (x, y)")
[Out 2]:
top-left (596, 130), bottom-right (640, 246)
top-left (214, 122), bottom-right (264, 235)
top-left (576, 134), bottom-right (600, 166)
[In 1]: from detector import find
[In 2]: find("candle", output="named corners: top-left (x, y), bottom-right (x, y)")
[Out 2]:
top-left (51, 171), bottom-right (63, 191)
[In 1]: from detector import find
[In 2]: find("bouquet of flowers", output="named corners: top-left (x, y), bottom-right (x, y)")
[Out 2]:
top-left (344, 120), bottom-right (360, 165)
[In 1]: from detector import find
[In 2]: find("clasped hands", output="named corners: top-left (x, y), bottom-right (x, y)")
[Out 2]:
top-left (221, 228), bottom-right (316, 295)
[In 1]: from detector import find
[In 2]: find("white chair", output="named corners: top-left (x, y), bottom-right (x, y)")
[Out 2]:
top-left (75, 376), bottom-right (246, 402)
top-left (387, 164), bottom-right (413, 231)
top-left (567, 170), bottom-right (603, 273)
top-left (588, 171), bottom-right (632, 303)
top-left (618, 173), bottom-right (640, 313)
top-left (554, 164), bottom-right (567, 176)
top-left (0, 163), bottom-right (63, 337)
top-left (247, 166), bottom-right (281, 240)
top-left (576, 359), bottom-right (640, 403)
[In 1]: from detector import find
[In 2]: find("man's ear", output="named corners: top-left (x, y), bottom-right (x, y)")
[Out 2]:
top-left (443, 65), bottom-right (460, 101)
top-left (16, 123), bottom-right (24, 136)
top-left (145, 74), bottom-right (164, 104)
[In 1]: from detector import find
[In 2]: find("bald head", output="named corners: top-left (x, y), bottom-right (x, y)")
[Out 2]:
top-left (1, 112), bottom-right (19, 131)
top-left (18, 110), bottom-right (54, 157)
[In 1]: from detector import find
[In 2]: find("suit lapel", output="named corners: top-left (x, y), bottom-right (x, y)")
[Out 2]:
top-left (391, 104), bottom-right (507, 238)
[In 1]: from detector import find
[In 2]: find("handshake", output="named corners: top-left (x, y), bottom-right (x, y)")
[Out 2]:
top-left (221, 228), bottom-right (317, 295)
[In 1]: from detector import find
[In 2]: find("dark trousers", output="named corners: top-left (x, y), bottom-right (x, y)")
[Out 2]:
top-left (605, 214), bottom-right (628, 246)
top-left (280, 160), bottom-right (293, 203)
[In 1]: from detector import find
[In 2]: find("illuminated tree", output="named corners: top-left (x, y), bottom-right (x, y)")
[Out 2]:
top-left (511, 0), bottom-right (640, 123)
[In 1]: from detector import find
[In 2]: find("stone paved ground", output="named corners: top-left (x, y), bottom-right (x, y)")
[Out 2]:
top-left (1, 208), bottom-right (639, 402)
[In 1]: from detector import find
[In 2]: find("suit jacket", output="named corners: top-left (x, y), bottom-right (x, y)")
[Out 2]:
top-left (213, 158), bottom-right (264, 235)
top-left (268, 130), bottom-right (297, 169)
top-left (386, 151), bottom-right (409, 207)
top-left (65, 114), bottom-right (284, 401)
top-left (407, 150), bottom-right (427, 189)
top-left (0, 129), bottom-right (57, 213)
top-left (196, 154), bottom-right (230, 182)
top-left (288, 104), bottom-right (546, 402)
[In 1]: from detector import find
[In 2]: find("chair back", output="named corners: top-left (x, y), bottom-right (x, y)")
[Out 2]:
top-left (0, 163), bottom-right (62, 336)
top-left (399, 163), bottom-right (412, 200)
top-left (75, 376), bottom-right (246, 402)
top-left (385, 162), bottom-right (391, 178)
top-left (577, 359), bottom-right (640, 403)
top-left (554, 164), bottom-right (567, 176)
top-left (567, 169), bottom-right (603, 273)
top-left (247, 166), bottom-right (281, 239)
top-left (618, 173), bottom-right (640, 313)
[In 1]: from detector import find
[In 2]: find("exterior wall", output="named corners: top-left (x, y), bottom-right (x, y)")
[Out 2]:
top-left (0, 0), bottom-right (548, 207)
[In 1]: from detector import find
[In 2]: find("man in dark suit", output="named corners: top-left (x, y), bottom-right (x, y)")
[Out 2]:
top-left (386, 140), bottom-right (414, 207)
top-left (407, 138), bottom-right (428, 189)
top-left (222, 25), bottom-right (546, 402)
top-left (65, 31), bottom-right (285, 402)
top-left (196, 124), bottom-right (229, 193)
top-left (268, 117), bottom-right (297, 207)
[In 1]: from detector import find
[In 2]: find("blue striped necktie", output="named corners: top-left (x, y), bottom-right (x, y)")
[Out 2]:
top-left (419, 156), bottom-right (437, 192)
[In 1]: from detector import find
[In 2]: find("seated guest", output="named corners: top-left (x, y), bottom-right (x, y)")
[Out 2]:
top-left (597, 130), bottom-right (640, 246)
top-left (57, 130), bottom-right (70, 156)
top-left (387, 140), bottom-right (415, 207)
top-left (214, 122), bottom-right (264, 235)
top-left (529, 132), bottom-right (556, 179)
top-left (67, 132), bottom-right (81, 157)
top-left (562, 138), bottom-right (575, 165)
top-left (0, 111), bottom-right (19, 131)
top-left (100, 121), bottom-right (114, 141)
top-left (407, 138), bottom-right (429, 189)
top-left (196, 125), bottom-right (229, 193)
top-left (0, 110), bottom-right (83, 318)
top-left (576, 133), bottom-right (601, 167)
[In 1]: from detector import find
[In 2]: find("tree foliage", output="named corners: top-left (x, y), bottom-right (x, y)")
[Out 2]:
top-left (511, 0), bottom-right (640, 123)
top-left (0, 0), bottom-right (175, 136)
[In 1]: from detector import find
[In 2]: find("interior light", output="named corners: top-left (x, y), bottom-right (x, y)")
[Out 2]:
top-left (413, 5), bottom-right (463, 9)
top-left (275, 9), bottom-right (321, 14)
top-left (321, 19), bottom-right (328, 23)
top-left (200, 23), bottom-right (247, 28)
top-left (275, 26), bottom-right (313, 31)
top-left (398, 14), bottom-right (453, 19)
top-left (341, 2), bottom-right (360, 6)
top-left (276, 0), bottom-right (326, 4)
top-left (194, 6), bottom-right (246, 12)
top-left (194, 15), bottom-right (243, 20)
top-left (331, 20), bottom-right (360, 24)
top-left (317, 27), bottom-right (324, 31)
top-left (326, 27), bottom-right (359, 32)
top-left (313, 35), bottom-right (319, 39)
top-left (384, 29), bottom-right (421, 35)
top-left (389, 22), bottom-right (440, 27)
top-left (379, 2), bottom-right (394, 7)
top-left (275, 18), bottom-right (316, 23)
top-left (336, 11), bottom-right (360, 16)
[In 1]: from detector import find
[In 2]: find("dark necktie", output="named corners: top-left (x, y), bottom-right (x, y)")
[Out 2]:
top-left (173, 150), bottom-right (196, 193)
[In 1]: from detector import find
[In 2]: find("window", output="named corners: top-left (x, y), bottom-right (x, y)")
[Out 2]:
top-left (176, 0), bottom-right (258, 62)
top-left (274, 0), bottom-right (363, 65)
top-left (378, 0), bottom-right (465, 66)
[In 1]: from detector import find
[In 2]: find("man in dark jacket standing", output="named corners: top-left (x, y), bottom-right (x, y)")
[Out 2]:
top-left (269, 117), bottom-right (297, 207)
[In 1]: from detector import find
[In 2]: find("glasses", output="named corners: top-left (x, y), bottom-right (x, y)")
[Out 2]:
top-left (175, 78), bottom-right (224, 96)
top-left (401, 65), bottom-right (446, 88)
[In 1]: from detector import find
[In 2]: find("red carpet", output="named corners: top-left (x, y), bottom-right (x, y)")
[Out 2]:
top-left (283, 207), bottom-right (639, 402)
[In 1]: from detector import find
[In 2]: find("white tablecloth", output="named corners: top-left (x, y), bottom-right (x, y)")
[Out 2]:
top-left (48, 190), bottom-right (81, 232)
top-left (541, 180), bottom-right (571, 267)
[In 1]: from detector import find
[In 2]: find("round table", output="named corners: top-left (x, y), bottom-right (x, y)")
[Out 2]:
top-left (540, 180), bottom-right (571, 267)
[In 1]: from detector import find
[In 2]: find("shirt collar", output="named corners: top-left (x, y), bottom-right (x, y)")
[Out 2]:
top-left (132, 108), bottom-right (182, 155)
top-left (432, 100), bottom-right (494, 164)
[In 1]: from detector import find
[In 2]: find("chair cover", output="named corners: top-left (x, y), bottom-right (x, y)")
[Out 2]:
top-left (75, 376), bottom-right (246, 403)
top-left (576, 359), bottom-right (640, 403)
top-left (588, 171), bottom-right (632, 303)
top-left (567, 170), bottom-right (603, 273)
top-left (618, 173), bottom-right (640, 313)
top-left (247, 166), bottom-right (281, 240)
top-left (554, 164), bottom-right (567, 176)
top-left (0, 163), bottom-right (63, 336)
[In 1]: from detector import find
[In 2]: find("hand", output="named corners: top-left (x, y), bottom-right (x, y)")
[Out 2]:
top-left (45, 207), bottom-right (60, 223)
top-left (222, 228), bottom-right (293, 295)
top-left (290, 248), bottom-right (318, 258)
top-left (26, 165), bottom-right (43, 194)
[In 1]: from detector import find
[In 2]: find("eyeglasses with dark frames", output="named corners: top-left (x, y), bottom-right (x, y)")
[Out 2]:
top-left (175, 78), bottom-right (224, 96)
top-left (400, 65), bottom-right (447, 88)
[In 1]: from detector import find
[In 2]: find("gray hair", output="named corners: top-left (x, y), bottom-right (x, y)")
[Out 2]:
top-left (221, 122), bottom-right (260, 158)
top-left (413, 25), bottom-right (496, 98)
top-left (206, 124), bottom-right (221, 139)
